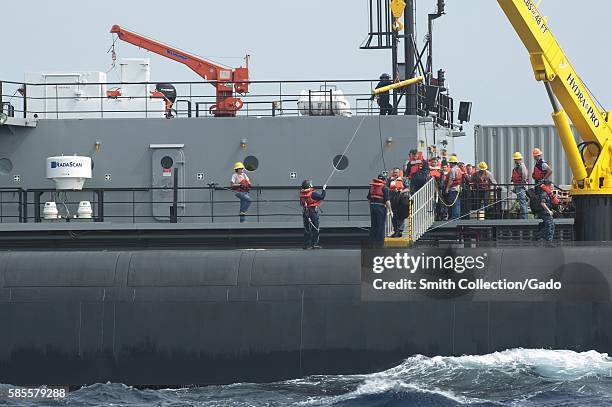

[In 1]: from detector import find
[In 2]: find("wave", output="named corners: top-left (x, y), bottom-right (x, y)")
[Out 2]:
top-left (3, 349), bottom-right (612, 406)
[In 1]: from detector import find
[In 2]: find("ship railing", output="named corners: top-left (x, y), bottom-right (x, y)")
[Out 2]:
top-left (0, 183), bottom-right (574, 225)
top-left (0, 79), bottom-right (454, 127)
top-left (385, 177), bottom-right (437, 242)
top-left (408, 177), bottom-right (438, 242)
top-left (447, 183), bottom-right (574, 221)
top-left (384, 181), bottom-right (575, 242)
top-left (0, 188), bottom-right (27, 223)
top-left (8, 185), bottom-right (371, 224)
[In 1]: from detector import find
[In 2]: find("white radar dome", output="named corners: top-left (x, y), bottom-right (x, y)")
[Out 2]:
top-left (46, 156), bottom-right (92, 190)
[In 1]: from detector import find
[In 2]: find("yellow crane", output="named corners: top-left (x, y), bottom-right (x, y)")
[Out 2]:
top-left (498, 0), bottom-right (612, 241)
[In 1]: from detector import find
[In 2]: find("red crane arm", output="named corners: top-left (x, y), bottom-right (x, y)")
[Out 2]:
top-left (109, 24), bottom-right (249, 116)
top-left (111, 24), bottom-right (233, 83)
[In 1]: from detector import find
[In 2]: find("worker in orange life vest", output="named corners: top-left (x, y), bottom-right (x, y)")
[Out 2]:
top-left (406, 150), bottom-right (423, 181)
top-left (299, 179), bottom-right (326, 249)
top-left (429, 157), bottom-right (445, 220)
top-left (472, 161), bottom-right (497, 214)
top-left (459, 161), bottom-right (474, 217)
top-left (231, 162), bottom-right (253, 223)
top-left (429, 157), bottom-right (442, 182)
top-left (444, 156), bottom-right (463, 219)
top-left (368, 174), bottom-right (392, 247)
top-left (388, 167), bottom-right (410, 237)
top-left (534, 180), bottom-right (558, 242)
top-left (511, 152), bottom-right (529, 219)
top-left (532, 148), bottom-right (552, 183)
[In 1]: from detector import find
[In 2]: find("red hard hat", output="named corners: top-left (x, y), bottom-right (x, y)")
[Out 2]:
top-left (532, 148), bottom-right (542, 157)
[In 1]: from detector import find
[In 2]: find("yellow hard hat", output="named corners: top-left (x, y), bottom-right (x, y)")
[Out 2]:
top-left (234, 161), bottom-right (245, 170)
top-left (513, 152), bottom-right (523, 160)
top-left (532, 148), bottom-right (542, 157)
top-left (478, 161), bottom-right (488, 171)
top-left (448, 156), bottom-right (458, 164)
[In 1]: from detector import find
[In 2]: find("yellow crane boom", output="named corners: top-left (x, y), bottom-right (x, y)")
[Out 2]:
top-left (497, 0), bottom-right (612, 241)
top-left (497, 0), bottom-right (612, 194)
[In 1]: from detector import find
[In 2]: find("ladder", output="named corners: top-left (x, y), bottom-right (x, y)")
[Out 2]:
top-left (385, 177), bottom-right (437, 247)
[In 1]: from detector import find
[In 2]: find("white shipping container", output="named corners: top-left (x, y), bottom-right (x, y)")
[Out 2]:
top-left (474, 124), bottom-right (580, 187)
top-left (25, 58), bottom-right (165, 119)
top-left (25, 72), bottom-right (107, 119)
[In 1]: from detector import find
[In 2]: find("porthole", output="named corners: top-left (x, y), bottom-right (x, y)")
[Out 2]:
top-left (243, 155), bottom-right (259, 171)
top-left (332, 154), bottom-right (349, 171)
top-left (161, 156), bottom-right (174, 169)
top-left (0, 158), bottom-right (13, 175)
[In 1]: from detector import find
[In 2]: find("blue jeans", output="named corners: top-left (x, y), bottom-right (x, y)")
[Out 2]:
top-left (515, 188), bottom-right (528, 219)
top-left (235, 192), bottom-right (253, 222)
top-left (448, 190), bottom-right (461, 220)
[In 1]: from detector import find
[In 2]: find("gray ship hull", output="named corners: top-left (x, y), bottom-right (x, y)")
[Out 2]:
top-left (1, 247), bottom-right (611, 387)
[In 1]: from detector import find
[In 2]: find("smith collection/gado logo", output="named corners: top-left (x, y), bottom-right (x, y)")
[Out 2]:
top-left (50, 161), bottom-right (84, 169)
top-left (360, 248), bottom-right (573, 302)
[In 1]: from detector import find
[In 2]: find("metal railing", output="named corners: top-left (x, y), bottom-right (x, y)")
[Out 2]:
top-left (385, 177), bottom-right (437, 241)
top-left (0, 78), bottom-right (455, 127)
top-left (0, 185), bottom-right (371, 224)
top-left (408, 178), bottom-right (438, 241)
top-left (442, 183), bottom-right (574, 221)
top-left (384, 180), bottom-right (574, 243)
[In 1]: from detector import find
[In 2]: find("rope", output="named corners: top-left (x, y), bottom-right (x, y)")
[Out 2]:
top-left (323, 116), bottom-right (367, 187)
top-left (377, 114), bottom-right (388, 173)
top-left (211, 183), bottom-right (370, 233)
top-left (426, 194), bottom-right (515, 233)
top-left (436, 185), bottom-right (461, 208)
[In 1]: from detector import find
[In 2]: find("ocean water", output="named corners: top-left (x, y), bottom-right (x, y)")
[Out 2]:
top-left (3, 348), bottom-right (612, 406)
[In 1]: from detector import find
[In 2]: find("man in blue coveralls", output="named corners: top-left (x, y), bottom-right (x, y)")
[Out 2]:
top-left (368, 174), bottom-right (393, 247)
top-left (534, 181), bottom-right (556, 243)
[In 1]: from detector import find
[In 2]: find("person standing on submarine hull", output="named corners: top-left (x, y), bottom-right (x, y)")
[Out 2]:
top-left (300, 180), bottom-right (326, 249)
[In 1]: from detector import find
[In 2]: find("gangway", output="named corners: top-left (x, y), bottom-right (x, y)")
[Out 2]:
top-left (385, 177), bottom-right (437, 247)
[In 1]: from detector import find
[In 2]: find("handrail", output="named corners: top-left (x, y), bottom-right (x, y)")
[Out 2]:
top-left (0, 77), bottom-right (456, 124)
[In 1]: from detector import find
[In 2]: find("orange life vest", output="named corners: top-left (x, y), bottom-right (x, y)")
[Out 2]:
top-left (539, 183), bottom-right (559, 206)
top-left (407, 152), bottom-right (424, 180)
top-left (232, 177), bottom-right (251, 192)
top-left (369, 179), bottom-right (386, 202)
top-left (512, 165), bottom-right (527, 184)
top-left (476, 170), bottom-right (492, 188)
top-left (533, 160), bottom-right (548, 182)
top-left (429, 166), bottom-right (442, 180)
top-left (448, 167), bottom-right (462, 187)
top-left (300, 188), bottom-right (321, 208)
top-left (389, 177), bottom-right (405, 191)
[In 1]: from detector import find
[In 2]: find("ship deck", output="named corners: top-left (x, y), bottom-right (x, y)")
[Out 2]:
top-left (0, 218), bottom-right (575, 249)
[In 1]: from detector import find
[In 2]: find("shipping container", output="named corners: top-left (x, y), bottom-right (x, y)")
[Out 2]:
top-left (474, 124), bottom-right (580, 187)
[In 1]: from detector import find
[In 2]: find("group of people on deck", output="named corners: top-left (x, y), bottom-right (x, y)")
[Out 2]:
top-left (229, 146), bottom-right (557, 249)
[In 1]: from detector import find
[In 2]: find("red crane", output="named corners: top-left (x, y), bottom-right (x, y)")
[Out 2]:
top-left (110, 25), bottom-right (250, 117)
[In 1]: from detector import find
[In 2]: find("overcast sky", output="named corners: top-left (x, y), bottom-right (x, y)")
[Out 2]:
top-left (2, 0), bottom-right (611, 161)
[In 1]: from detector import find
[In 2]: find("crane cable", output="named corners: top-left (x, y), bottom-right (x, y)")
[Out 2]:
top-left (106, 35), bottom-right (118, 74)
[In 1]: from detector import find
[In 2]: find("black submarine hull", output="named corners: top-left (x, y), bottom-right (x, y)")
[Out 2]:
top-left (1, 248), bottom-right (612, 387)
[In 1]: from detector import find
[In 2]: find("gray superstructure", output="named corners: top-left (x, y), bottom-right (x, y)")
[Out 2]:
top-left (0, 114), bottom-right (456, 223)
